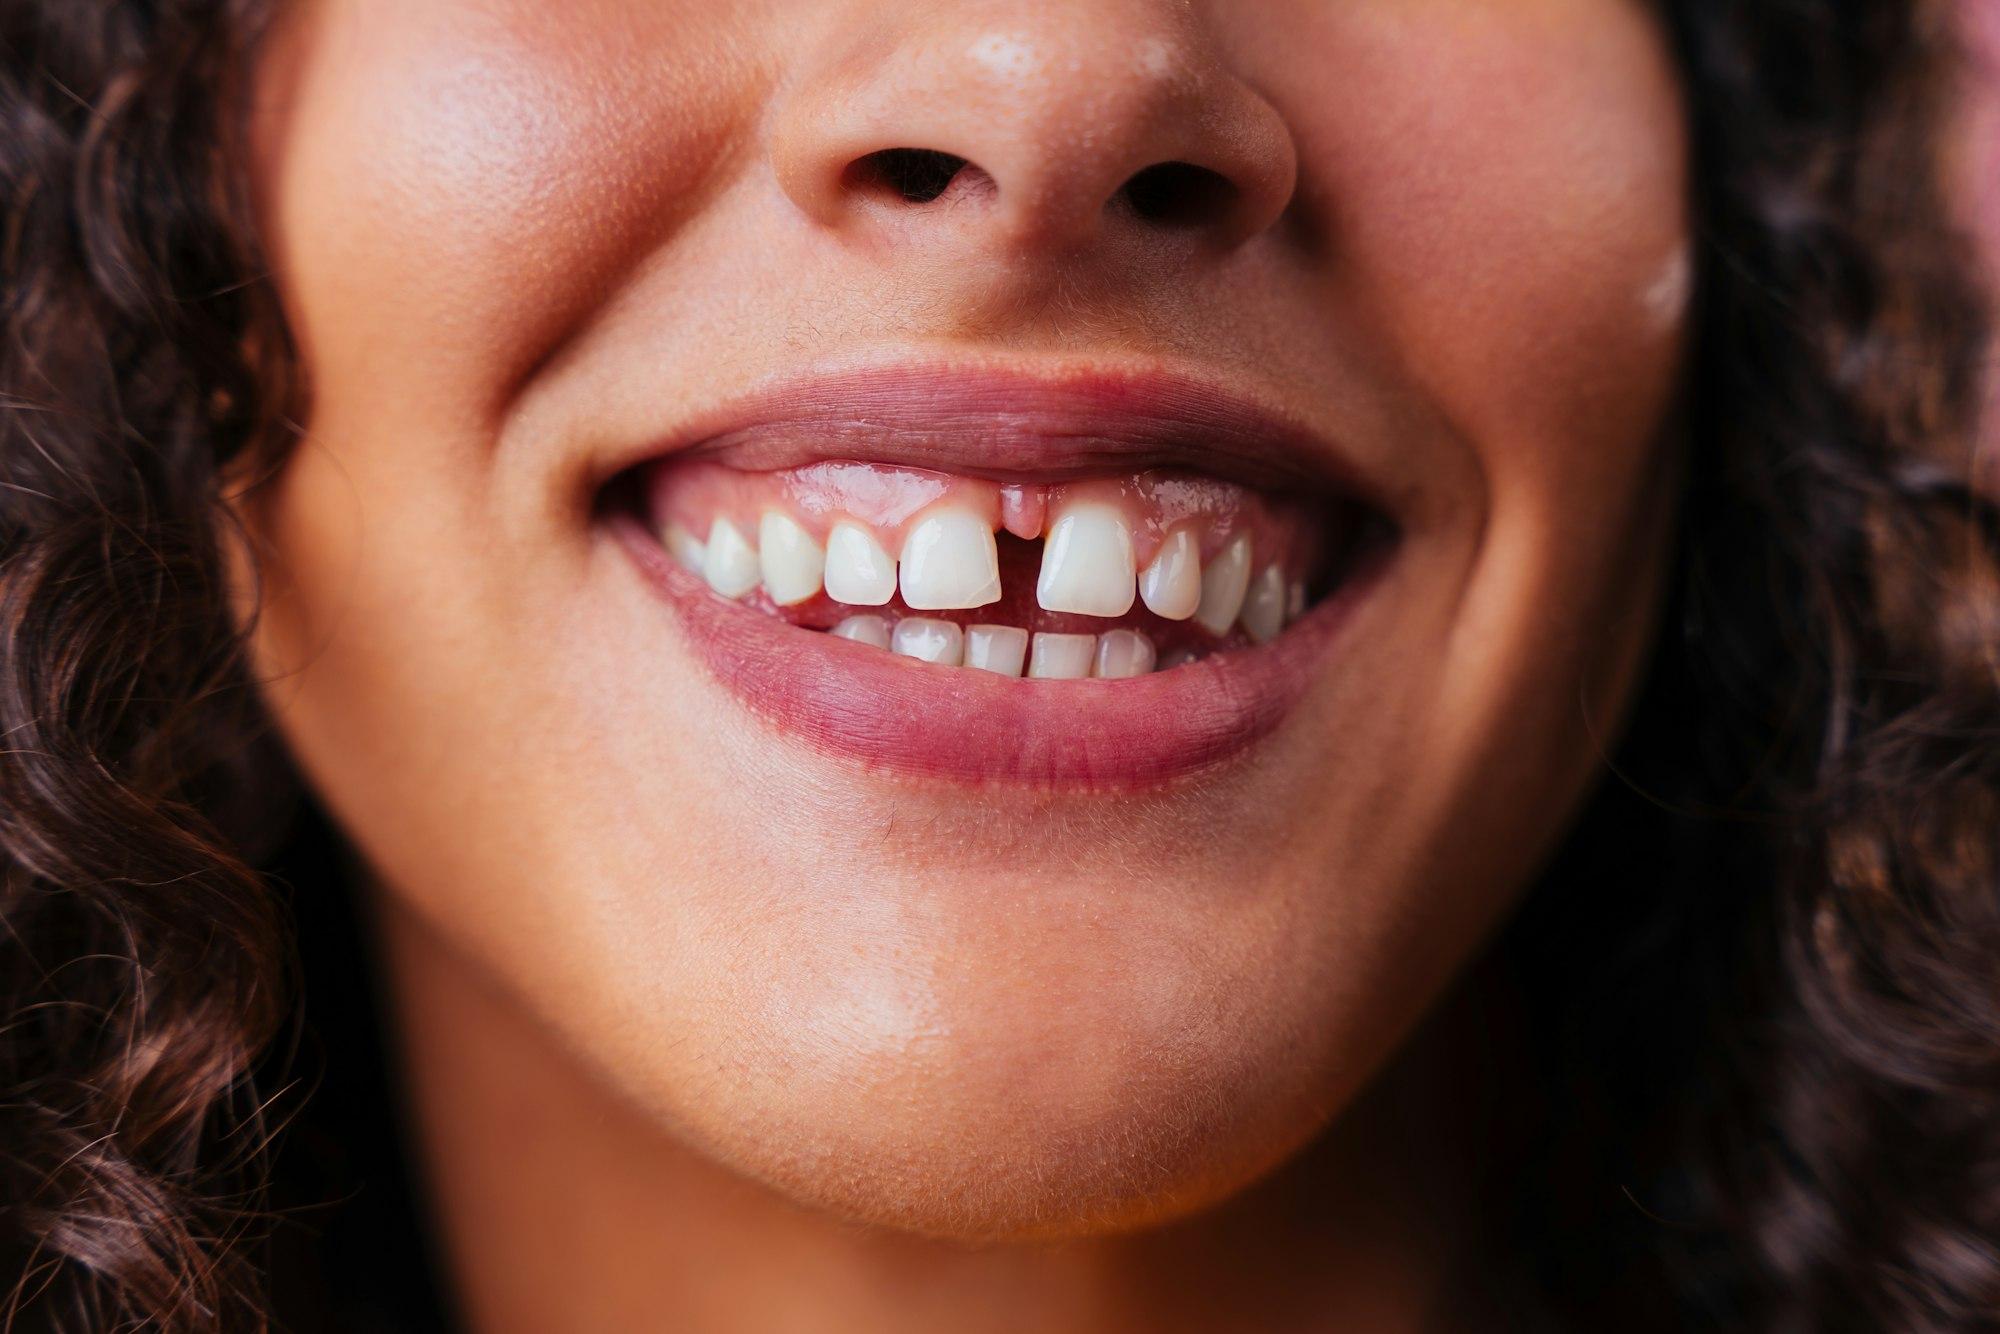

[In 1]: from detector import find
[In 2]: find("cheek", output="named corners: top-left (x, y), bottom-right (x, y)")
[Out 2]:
top-left (258, 0), bottom-right (766, 422)
top-left (1258, 0), bottom-right (1690, 510)
top-left (1240, 0), bottom-right (1690, 964)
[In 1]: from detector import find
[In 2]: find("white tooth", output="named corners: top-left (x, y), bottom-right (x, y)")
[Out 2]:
top-left (1093, 628), bottom-right (1157, 679)
top-left (703, 518), bottom-right (760, 598)
top-left (1138, 528), bottom-right (1201, 620)
top-left (1288, 579), bottom-right (1306, 621)
top-left (1028, 632), bottom-right (1096, 680)
top-left (830, 614), bottom-right (892, 649)
top-left (964, 624), bottom-right (1029, 676)
top-left (662, 522), bottom-right (706, 573)
top-left (759, 511), bottom-right (825, 606)
top-left (1240, 565), bottom-right (1286, 643)
top-left (899, 508), bottom-right (1001, 610)
top-left (1193, 535), bottom-right (1251, 635)
top-left (891, 617), bottom-right (964, 665)
top-left (1036, 502), bottom-right (1135, 617)
top-left (824, 520), bottom-right (897, 606)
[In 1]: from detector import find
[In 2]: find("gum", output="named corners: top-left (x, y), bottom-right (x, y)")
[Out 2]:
top-left (644, 459), bottom-right (1320, 573)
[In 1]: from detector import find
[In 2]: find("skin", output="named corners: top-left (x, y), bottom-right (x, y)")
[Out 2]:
top-left (238, 1), bottom-right (1690, 1329)
top-left (1955, 0), bottom-right (2000, 493)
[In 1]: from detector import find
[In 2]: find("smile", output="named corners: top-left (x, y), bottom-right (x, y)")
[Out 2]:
top-left (606, 365), bottom-right (1399, 787)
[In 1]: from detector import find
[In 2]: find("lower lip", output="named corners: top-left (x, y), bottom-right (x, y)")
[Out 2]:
top-left (613, 516), bottom-right (1380, 789)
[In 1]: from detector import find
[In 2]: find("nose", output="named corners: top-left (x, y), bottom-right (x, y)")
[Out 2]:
top-left (770, 2), bottom-right (1298, 257)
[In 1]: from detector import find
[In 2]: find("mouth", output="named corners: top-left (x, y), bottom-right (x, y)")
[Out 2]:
top-left (604, 365), bottom-right (1399, 788)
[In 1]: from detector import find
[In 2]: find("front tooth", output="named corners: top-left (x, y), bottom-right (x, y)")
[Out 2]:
top-left (1093, 628), bottom-right (1157, 679)
top-left (661, 522), bottom-right (706, 573)
top-left (964, 624), bottom-right (1029, 676)
top-left (703, 517), bottom-right (760, 598)
top-left (899, 508), bottom-right (1001, 610)
top-left (1287, 579), bottom-right (1306, 621)
top-left (1028, 632), bottom-right (1096, 679)
top-left (1193, 535), bottom-right (1251, 635)
top-left (1036, 502), bottom-right (1135, 617)
top-left (824, 520), bottom-right (896, 606)
top-left (830, 614), bottom-right (892, 649)
top-left (759, 511), bottom-right (825, 606)
top-left (1240, 565), bottom-right (1286, 643)
top-left (891, 617), bottom-right (965, 665)
top-left (1139, 528), bottom-right (1201, 620)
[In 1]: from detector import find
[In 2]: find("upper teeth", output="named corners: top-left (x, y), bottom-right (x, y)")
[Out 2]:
top-left (1138, 527), bottom-right (1201, 621)
top-left (1240, 563), bottom-right (1287, 644)
top-left (1192, 534), bottom-right (1251, 636)
top-left (823, 520), bottom-right (897, 605)
top-left (664, 507), bottom-right (1304, 645)
top-left (898, 507), bottom-right (1002, 610)
top-left (758, 511), bottom-right (825, 606)
top-left (702, 517), bottom-right (761, 599)
top-left (1036, 502), bottom-right (1136, 618)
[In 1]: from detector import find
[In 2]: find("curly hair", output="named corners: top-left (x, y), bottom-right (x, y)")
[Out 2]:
top-left (0, 3), bottom-right (296, 1329)
top-left (0, 1), bottom-right (1993, 1331)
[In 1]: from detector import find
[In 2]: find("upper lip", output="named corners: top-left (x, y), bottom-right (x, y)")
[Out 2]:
top-left (600, 361), bottom-right (1392, 511)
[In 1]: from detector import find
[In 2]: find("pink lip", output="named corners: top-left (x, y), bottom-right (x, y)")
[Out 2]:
top-left (599, 363), bottom-right (1388, 501)
top-left (606, 365), bottom-right (1396, 789)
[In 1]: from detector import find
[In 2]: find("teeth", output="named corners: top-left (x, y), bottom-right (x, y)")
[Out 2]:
top-left (964, 624), bottom-right (1029, 676)
top-left (900, 508), bottom-right (1001, 610)
top-left (830, 613), bottom-right (892, 649)
top-left (704, 518), bottom-right (760, 598)
top-left (1036, 502), bottom-right (1136, 618)
top-left (1028, 632), bottom-right (1096, 680)
top-left (759, 511), bottom-right (825, 606)
top-left (662, 522), bottom-right (707, 573)
top-left (1240, 565), bottom-right (1286, 643)
top-left (689, 495), bottom-right (1304, 667)
top-left (891, 617), bottom-right (965, 665)
top-left (824, 520), bottom-right (897, 606)
top-left (1193, 535), bottom-right (1251, 636)
top-left (1139, 528), bottom-right (1201, 620)
top-left (1093, 628), bottom-right (1157, 679)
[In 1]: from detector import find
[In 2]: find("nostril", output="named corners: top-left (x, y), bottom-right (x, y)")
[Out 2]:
top-left (1118, 161), bottom-right (1239, 229)
top-left (846, 147), bottom-right (974, 204)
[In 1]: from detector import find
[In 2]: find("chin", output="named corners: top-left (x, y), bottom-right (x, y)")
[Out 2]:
top-left (652, 945), bottom-right (1357, 1243)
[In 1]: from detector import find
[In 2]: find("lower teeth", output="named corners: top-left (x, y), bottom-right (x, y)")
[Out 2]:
top-left (826, 614), bottom-right (1210, 680)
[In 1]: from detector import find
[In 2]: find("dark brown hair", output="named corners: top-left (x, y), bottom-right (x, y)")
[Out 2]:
top-left (1, 1), bottom-right (1994, 1330)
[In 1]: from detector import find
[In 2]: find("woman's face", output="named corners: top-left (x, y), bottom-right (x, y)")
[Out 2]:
top-left (244, 0), bottom-right (1688, 1236)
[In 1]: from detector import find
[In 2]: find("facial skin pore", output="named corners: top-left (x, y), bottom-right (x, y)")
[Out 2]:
top-left (241, 1), bottom-right (1689, 1329)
